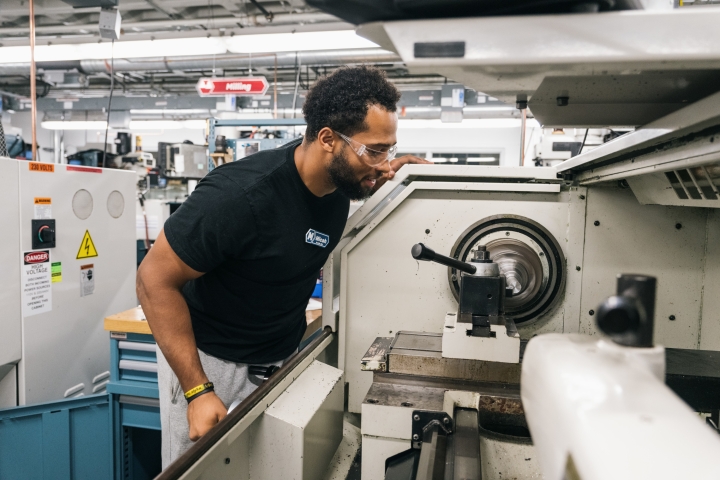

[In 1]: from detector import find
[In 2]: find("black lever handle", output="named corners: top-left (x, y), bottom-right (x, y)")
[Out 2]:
top-left (411, 243), bottom-right (477, 275)
top-left (596, 274), bottom-right (656, 348)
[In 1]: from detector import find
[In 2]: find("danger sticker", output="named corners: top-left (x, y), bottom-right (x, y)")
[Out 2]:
top-left (25, 251), bottom-right (50, 264)
top-left (29, 163), bottom-right (55, 173)
top-left (22, 250), bottom-right (52, 316)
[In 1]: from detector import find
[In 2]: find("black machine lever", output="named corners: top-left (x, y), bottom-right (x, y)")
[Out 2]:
top-left (411, 243), bottom-right (477, 275)
top-left (596, 274), bottom-right (656, 348)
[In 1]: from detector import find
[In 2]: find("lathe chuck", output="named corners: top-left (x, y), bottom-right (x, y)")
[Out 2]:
top-left (448, 215), bottom-right (565, 325)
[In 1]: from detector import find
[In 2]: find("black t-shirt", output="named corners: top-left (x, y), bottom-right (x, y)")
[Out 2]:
top-left (164, 139), bottom-right (349, 364)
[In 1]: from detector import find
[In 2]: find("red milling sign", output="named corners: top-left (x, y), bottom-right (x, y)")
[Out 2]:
top-left (196, 77), bottom-right (269, 96)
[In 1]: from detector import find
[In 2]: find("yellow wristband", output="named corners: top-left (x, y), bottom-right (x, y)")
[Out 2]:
top-left (184, 382), bottom-right (214, 399)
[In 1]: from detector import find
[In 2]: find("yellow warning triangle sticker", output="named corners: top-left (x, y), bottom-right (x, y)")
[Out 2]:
top-left (76, 230), bottom-right (98, 259)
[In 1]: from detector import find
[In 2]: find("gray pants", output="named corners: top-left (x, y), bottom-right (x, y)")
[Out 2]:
top-left (156, 347), bottom-right (287, 468)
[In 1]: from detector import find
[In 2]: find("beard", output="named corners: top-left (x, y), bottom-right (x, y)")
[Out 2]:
top-left (327, 148), bottom-right (374, 201)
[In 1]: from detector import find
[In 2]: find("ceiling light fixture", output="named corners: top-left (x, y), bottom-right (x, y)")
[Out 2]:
top-left (398, 119), bottom-right (541, 129)
top-left (0, 31), bottom-right (378, 65)
top-left (41, 120), bottom-right (108, 130)
top-left (128, 120), bottom-right (206, 130)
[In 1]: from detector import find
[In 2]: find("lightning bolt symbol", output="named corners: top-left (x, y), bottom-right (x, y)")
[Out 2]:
top-left (85, 239), bottom-right (90, 256)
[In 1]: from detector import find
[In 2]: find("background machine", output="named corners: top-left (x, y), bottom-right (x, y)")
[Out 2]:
top-left (0, 157), bottom-right (137, 407)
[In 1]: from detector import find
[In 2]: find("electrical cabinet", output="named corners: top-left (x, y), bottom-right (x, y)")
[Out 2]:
top-left (0, 157), bottom-right (137, 407)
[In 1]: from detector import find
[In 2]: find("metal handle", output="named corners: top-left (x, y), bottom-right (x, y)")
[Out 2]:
top-left (411, 243), bottom-right (477, 275)
top-left (596, 274), bottom-right (656, 348)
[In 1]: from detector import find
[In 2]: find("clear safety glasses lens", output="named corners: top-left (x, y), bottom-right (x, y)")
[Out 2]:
top-left (336, 131), bottom-right (396, 167)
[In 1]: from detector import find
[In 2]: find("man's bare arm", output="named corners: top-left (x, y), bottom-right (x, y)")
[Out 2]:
top-left (137, 230), bottom-right (206, 390)
top-left (136, 230), bottom-right (226, 440)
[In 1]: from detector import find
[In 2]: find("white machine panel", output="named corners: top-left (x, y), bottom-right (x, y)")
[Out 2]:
top-left (0, 159), bottom-right (21, 371)
top-left (0, 157), bottom-right (21, 408)
top-left (579, 185), bottom-right (710, 349)
top-left (9, 161), bottom-right (137, 405)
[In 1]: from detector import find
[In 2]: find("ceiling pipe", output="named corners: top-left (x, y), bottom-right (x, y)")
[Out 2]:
top-left (0, 49), bottom-right (402, 76)
top-left (0, 12), bottom-right (338, 37)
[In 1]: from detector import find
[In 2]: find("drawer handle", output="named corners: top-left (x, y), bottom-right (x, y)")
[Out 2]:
top-left (118, 341), bottom-right (157, 353)
top-left (119, 359), bottom-right (158, 373)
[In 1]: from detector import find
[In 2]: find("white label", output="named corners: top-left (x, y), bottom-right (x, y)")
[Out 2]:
top-left (110, 332), bottom-right (127, 340)
top-left (80, 264), bottom-right (95, 297)
top-left (34, 204), bottom-right (52, 219)
top-left (22, 251), bottom-right (52, 316)
top-left (174, 154), bottom-right (185, 173)
top-left (33, 197), bottom-right (52, 219)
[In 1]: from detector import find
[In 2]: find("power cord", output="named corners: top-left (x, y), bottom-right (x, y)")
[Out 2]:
top-left (579, 128), bottom-right (589, 155)
top-left (102, 39), bottom-right (115, 168)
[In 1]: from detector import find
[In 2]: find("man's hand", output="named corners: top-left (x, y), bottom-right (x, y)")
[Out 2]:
top-left (187, 391), bottom-right (227, 441)
top-left (374, 155), bottom-right (432, 191)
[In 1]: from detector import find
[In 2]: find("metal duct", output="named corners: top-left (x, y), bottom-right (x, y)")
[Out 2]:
top-left (0, 49), bottom-right (401, 76)
top-left (0, 64), bottom-right (34, 75)
top-left (80, 48), bottom-right (401, 73)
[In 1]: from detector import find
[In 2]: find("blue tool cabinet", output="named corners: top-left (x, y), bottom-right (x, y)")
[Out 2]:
top-left (0, 332), bottom-right (162, 480)
top-left (109, 332), bottom-right (162, 480)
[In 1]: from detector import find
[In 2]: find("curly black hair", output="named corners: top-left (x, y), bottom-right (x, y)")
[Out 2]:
top-left (302, 66), bottom-right (401, 142)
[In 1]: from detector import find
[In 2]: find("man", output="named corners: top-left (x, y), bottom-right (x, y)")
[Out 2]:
top-left (136, 66), bottom-right (429, 466)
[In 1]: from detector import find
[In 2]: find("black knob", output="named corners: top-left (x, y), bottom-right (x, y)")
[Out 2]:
top-left (37, 225), bottom-right (55, 243)
top-left (595, 274), bottom-right (656, 348)
top-left (596, 295), bottom-right (641, 335)
top-left (411, 243), bottom-right (435, 261)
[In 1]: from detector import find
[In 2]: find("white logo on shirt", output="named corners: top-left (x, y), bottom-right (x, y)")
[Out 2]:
top-left (305, 229), bottom-right (329, 248)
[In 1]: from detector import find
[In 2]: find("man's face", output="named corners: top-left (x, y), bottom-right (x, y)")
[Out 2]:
top-left (327, 105), bottom-right (398, 200)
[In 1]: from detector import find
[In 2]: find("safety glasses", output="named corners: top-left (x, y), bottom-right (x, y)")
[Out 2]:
top-left (334, 131), bottom-right (398, 167)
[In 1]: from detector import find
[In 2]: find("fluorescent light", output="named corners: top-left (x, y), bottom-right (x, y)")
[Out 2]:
top-left (464, 106), bottom-right (516, 112)
top-left (115, 38), bottom-right (226, 58)
top-left (128, 120), bottom-right (180, 130)
top-left (41, 121), bottom-right (107, 130)
top-left (225, 31), bottom-right (377, 54)
top-left (128, 119), bottom-right (206, 130)
top-left (183, 120), bottom-right (207, 129)
top-left (398, 119), bottom-right (540, 129)
top-left (41, 119), bottom-right (207, 131)
top-left (0, 31), bottom-right (376, 64)
top-left (129, 109), bottom-right (211, 115)
top-left (0, 38), bottom-right (226, 64)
